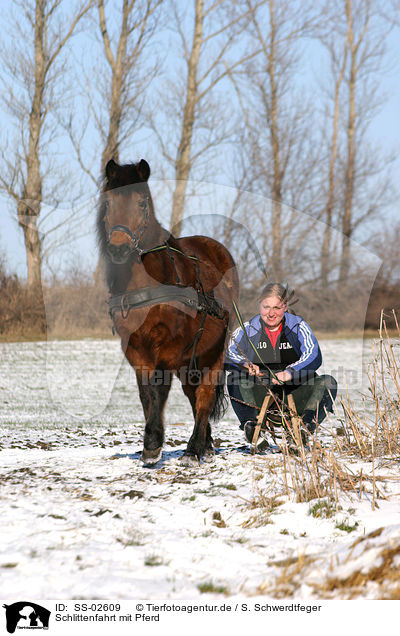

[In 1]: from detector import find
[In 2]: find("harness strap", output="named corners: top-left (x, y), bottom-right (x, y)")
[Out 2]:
top-left (164, 242), bottom-right (181, 284)
top-left (108, 284), bottom-right (225, 320)
top-left (188, 309), bottom-right (207, 376)
top-left (145, 242), bottom-right (206, 302)
top-left (109, 285), bottom-right (199, 318)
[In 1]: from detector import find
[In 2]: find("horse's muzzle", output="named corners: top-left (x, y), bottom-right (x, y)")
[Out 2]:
top-left (107, 241), bottom-right (133, 264)
top-left (107, 224), bottom-right (141, 263)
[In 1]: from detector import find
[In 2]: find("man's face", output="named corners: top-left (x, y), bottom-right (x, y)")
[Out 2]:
top-left (259, 294), bottom-right (287, 329)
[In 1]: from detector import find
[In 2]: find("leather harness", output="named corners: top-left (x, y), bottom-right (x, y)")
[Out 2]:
top-left (107, 240), bottom-right (227, 374)
top-left (108, 282), bottom-right (226, 321)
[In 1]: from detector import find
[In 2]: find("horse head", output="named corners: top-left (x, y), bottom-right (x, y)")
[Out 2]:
top-left (101, 158), bottom-right (155, 264)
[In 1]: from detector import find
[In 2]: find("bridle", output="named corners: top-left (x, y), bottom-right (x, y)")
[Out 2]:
top-left (105, 194), bottom-right (150, 258)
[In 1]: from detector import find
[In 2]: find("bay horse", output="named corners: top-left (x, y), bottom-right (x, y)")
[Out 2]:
top-left (97, 158), bottom-right (239, 466)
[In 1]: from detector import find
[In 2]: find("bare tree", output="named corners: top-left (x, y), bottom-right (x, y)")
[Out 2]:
top-left (98, 0), bottom-right (163, 175)
top-left (318, 0), bottom-right (395, 286)
top-left (227, 0), bottom-right (320, 282)
top-left (66, 0), bottom-right (163, 189)
top-left (370, 220), bottom-right (400, 288)
top-left (0, 0), bottom-right (93, 290)
top-left (319, 21), bottom-right (349, 288)
top-left (152, 0), bottom-right (256, 236)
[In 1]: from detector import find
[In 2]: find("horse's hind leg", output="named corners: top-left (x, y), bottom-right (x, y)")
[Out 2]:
top-left (180, 354), bottom-right (227, 467)
top-left (180, 382), bottom-right (215, 466)
top-left (136, 369), bottom-right (172, 465)
top-left (181, 384), bottom-right (216, 466)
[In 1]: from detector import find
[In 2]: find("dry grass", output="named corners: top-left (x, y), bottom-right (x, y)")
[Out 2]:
top-left (257, 553), bottom-right (315, 598)
top-left (272, 311), bottom-right (400, 510)
top-left (257, 527), bottom-right (400, 600)
top-left (0, 267), bottom-right (46, 339)
top-left (0, 265), bottom-right (112, 341)
top-left (335, 310), bottom-right (400, 459)
top-left (44, 273), bottom-right (111, 339)
top-left (250, 311), bottom-right (400, 599)
top-left (241, 492), bottom-right (285, 528)
top-left (313, 528), bottom-right (400, 599)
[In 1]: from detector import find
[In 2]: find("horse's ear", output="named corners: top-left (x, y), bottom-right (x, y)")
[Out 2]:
top-left (137, 159), bottom-right (150, 181)
top-left (105, 159), bottom-right (119, 181)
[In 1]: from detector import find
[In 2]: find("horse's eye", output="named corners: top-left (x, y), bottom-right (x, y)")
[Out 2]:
top-left (139, 199), bottom-right (147, 210)
top-left (103, 200), bottom-right (109, 210)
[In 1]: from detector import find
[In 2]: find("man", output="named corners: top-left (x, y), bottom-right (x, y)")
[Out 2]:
top-left (225, 283), bottom-right (337, 451)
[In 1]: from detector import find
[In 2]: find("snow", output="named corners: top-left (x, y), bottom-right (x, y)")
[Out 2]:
top-left (1, 337), bottom-right (400, 603)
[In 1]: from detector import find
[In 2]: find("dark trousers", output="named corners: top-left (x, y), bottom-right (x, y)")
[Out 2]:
top-left (227, 371), bottom-right (337, 428)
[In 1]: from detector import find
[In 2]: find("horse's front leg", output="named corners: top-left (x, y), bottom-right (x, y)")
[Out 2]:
top-left (136, 369), bottom-right (172, 465)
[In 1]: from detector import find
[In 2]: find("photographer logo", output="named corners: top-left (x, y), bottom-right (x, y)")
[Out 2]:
top-left (3, 603), bottom-right (51, 633)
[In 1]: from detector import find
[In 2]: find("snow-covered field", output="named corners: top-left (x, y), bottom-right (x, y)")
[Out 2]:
top-left (1, 337), bottom-right (400, 602)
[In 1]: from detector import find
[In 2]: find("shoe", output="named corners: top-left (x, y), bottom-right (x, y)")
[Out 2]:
top-left (282, 421), bottom-right (311, 454)
top-left (301, 409), bottom-right (317, 434)
top-left (243, 420), bottom-right (257, 442)
top-left (244, 420), bottom-right (270, 452)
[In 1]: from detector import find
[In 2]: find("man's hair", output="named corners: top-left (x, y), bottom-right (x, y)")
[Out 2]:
top-left (258, 282), bottom-right (296, 306)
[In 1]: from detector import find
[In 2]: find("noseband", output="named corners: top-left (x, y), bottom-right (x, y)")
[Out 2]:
top-left (106, 195), bottom-right (150, 258)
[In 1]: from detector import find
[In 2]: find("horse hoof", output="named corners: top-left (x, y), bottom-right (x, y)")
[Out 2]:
top-left (180, 453), bottom-right (200, 468)
top-left (141, 447), bottom-right (162, 465)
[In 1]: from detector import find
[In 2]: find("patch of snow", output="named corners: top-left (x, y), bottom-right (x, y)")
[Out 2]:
top-left (1, 338), bottom-right (400, 602)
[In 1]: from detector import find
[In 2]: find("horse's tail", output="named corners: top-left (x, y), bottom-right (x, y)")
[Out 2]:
top-left (210, 369), bottom-right (228, 422)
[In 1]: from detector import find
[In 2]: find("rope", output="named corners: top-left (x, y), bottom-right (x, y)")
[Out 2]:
top-left (144, 242), bottom-right (199, 261)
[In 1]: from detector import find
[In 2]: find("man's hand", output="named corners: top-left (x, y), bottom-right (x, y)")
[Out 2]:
top-left (271, 370), bottom-right (292, 385)
top-left (244, 363), bottom-right (260, 376)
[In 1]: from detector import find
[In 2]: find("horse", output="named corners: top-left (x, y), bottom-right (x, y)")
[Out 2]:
top-left (97, 158), bottom-right (239, 466)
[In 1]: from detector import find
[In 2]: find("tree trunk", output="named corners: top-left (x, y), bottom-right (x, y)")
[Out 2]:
top-left (268, 0), bottom-right (283, 280)
top-left (321, 37), bottom-right (348, 287)
top-left (101, 70), bottom-right (123, 170)
top-left (19, 0), bottom-right (45, 293)
top-left (18, 207), bottom-right (43, 289)
top-left (340, 0), bottom-right (356, 285)
top-left (19, 0), bottom-right (46, 327)
top-left (170, 0), bottom-right (203, 235)
top-left (99, 0), bottom-right (129, 174)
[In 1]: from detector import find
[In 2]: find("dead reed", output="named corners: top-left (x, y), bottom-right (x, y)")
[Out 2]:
top-left (336, 310), bottom-right (400, 459)
top-left (253, 311), bottom-right (400, 511)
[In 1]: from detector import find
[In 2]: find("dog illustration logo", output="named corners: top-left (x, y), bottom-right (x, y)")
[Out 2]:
top-left (3, 602), bottom-right (50, 633)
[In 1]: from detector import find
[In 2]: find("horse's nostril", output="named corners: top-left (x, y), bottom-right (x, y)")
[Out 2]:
top-left (108, 242), bottom-right (131, 263)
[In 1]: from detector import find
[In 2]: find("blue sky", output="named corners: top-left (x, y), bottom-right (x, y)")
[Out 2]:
top-left (0, 1), bottom-right (399, 280)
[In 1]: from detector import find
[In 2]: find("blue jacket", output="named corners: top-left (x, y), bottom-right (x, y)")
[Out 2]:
top-left (226, 312), bottom-right (322, 382)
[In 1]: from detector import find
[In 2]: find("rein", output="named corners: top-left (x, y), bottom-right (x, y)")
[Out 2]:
top-left (143, 243), bottom-right (199, 261)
